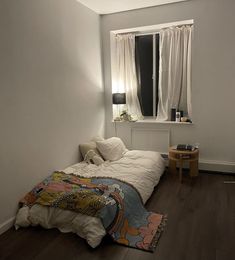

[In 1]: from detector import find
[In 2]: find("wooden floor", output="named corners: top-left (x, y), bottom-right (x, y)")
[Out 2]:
top-left (0, 171), bottom-right (235, 260)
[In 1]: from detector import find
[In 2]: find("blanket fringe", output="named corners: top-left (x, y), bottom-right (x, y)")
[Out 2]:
top-left (149, 214), bottom-right (167, 252)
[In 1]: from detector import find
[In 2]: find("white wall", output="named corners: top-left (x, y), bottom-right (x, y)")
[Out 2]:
top-left (101, 0), bottom-right (235, 173)
top-left (0, 0), bottom-right (104, 230)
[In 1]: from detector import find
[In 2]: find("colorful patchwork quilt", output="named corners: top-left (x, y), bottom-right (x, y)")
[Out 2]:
top-left (20, 171), bottom-right (166, 252)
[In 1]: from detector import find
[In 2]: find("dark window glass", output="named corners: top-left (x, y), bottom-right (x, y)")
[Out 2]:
top-left (135, 34), bottom-right (160, 116)
top-left (135, 35), bottom-right (153, 116)
top-left (155, 34), bottom-right (160, 115)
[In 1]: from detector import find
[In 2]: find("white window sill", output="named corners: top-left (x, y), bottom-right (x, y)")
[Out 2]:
top-left (112, 119), bottom-right (193, 125)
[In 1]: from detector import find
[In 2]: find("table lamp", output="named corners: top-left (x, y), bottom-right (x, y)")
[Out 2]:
top-left (112, 93), bottom-right (126, 121)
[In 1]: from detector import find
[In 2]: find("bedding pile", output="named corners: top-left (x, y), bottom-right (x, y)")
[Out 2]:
top-left (19, 171), bottom-right (165, 251)
top-left (15, 137), bottom-right (166, 250)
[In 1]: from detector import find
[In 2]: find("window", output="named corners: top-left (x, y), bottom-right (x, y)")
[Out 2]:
top-left (135, 34), bottom-right (160, 117)
top-left (111, 20), bottom-right (193, 121)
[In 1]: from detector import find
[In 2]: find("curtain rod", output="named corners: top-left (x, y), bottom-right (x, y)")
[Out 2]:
top-left (135, 32), bottom-right (159, 37)
top-left (116, 23), bottom-right (193, 37)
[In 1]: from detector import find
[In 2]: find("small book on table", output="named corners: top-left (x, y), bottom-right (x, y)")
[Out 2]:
top-left (176, 144), bottom-right (195, 151)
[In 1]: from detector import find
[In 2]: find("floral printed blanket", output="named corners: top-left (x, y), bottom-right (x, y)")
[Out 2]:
top-left (20, 171), bottom-right (166, 252)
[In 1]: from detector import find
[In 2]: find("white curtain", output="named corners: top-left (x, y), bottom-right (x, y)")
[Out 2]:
top-left (157, 25), bottom-right (193, 121)
top-left (115, 34), bottom-right (143, 119)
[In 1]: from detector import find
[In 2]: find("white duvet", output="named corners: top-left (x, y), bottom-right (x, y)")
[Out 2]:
top-left (15, 150), bottom-right (165, 248)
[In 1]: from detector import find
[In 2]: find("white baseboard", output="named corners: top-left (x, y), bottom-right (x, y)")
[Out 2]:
top-left (199, 159), bottom-right (235, 173)
top-left (164, 156), bottom-right (235, 174)
top-left (0, 217), bottom-right (15, 235)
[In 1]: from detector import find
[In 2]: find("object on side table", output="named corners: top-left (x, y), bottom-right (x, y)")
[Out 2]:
top-left (177, 144), bottom-right (195, 151)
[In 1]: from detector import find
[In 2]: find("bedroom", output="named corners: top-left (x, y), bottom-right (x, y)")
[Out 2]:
top-left (0, 0), bottom-right (234, 259)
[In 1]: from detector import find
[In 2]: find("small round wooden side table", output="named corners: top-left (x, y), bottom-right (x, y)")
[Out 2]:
top-left (168, 146), bottom-right (199, 182)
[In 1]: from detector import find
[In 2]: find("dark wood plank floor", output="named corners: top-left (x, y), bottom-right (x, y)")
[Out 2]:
top-left (0, 171), bottom-right (234, 260)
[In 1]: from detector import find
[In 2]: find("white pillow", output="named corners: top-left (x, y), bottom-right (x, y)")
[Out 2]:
top-left (91, 136), bottom-right (104, 142)
top-left (96, 137), bottom-right (127, 161)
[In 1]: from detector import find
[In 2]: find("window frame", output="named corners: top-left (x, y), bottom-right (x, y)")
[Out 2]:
top-left (110, 19), bottom-right (194, 121)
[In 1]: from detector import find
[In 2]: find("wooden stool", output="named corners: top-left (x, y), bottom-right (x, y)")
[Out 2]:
top-left (168, 146), bottom-right (199, 182)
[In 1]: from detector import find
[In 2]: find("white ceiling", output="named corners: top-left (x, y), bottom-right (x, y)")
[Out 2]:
top-left (77, 0), bottom-right (188, 14)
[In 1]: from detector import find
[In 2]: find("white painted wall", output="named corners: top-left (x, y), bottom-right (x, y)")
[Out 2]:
top-left (101, 0), bottom-right (235, 172)
top-left (0, 0), bottom-right (104, 229)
